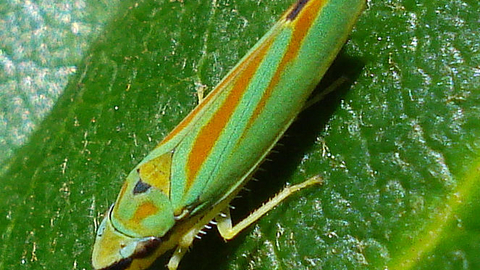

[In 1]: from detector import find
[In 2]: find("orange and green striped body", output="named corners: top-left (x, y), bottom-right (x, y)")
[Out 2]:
top-left (92, 0), bottom-right (365, 269)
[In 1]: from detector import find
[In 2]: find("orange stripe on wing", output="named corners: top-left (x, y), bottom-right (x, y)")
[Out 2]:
top-left (246, 0), bottom-right (326, 130)
top-left (159, 88), bottom-right (214, 145)
top-left (161, 0), bottom-right (327, 148)
top-left (184, 40), bottom-right (275, 192)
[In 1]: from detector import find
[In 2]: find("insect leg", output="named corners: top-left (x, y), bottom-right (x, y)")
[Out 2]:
top-left (302, 76), bottom-right (349, 110)
top-left (167, 227), bottom-right (198, 270)
top-left (216, 175), bottom-right (323, 240)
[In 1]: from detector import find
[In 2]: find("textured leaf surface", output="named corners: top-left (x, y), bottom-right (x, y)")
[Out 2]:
top-left (1, 0), bottom-right (479, 270)
top-left (0, 0), bottom-right (121, 169)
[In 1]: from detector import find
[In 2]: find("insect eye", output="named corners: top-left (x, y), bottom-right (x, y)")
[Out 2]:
top-left (133, 237), bottom-right (162, 258)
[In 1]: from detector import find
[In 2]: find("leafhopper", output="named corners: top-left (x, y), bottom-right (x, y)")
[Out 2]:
top-left (92, 0), bottom-right (365, 269)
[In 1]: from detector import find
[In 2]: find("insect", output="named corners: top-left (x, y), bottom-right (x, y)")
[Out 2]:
top-left (92, 0), bottom-right (365, 269)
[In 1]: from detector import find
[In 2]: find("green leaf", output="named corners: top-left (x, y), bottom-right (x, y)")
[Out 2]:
top-left (1, 0), bottom-right (479, 270)
top-left (0, 0), bottom-right (121, 170)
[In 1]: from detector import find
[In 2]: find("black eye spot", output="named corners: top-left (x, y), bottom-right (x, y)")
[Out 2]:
top-left (133, 237), bottom-right (162, 258)
top-left (133, 180), bottom-right (152, 195)
top-left (100, 257), bottom-right (132, 270)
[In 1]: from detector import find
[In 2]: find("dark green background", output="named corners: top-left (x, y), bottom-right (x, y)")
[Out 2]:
top-left (1, 0), bottom-right (479, 269)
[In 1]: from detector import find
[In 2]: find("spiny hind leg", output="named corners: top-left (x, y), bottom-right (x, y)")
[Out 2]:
top-left (216, 175), bottom-right (323, 240)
